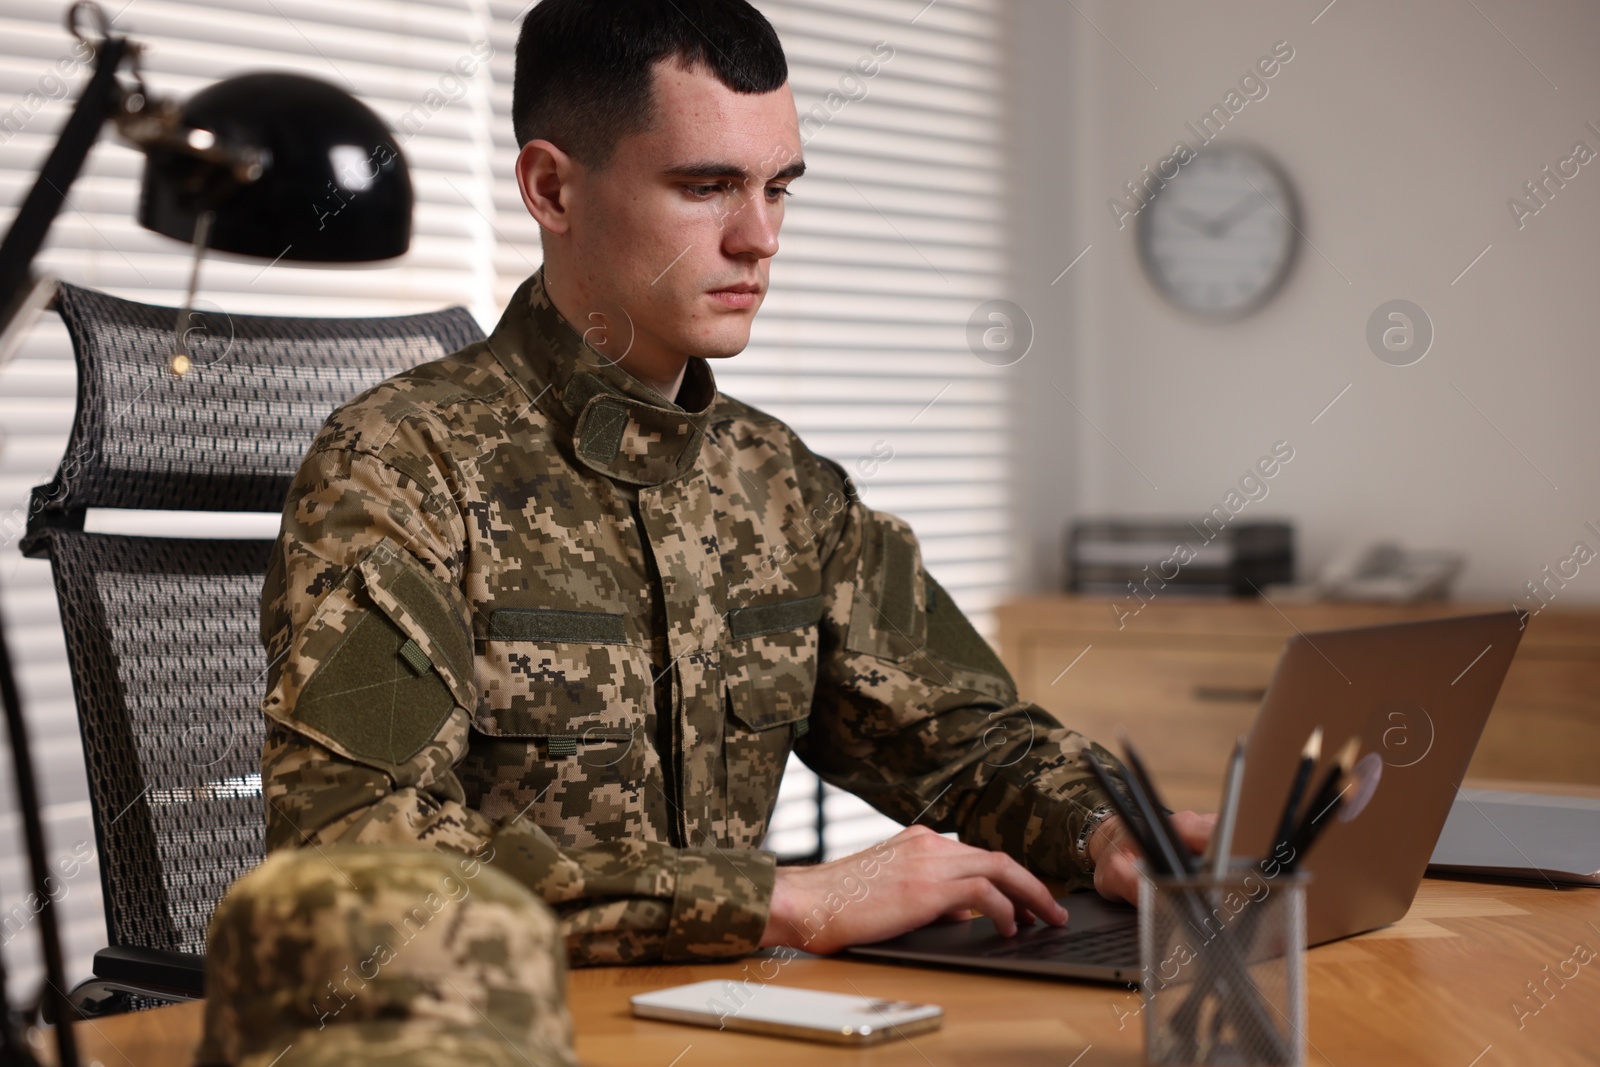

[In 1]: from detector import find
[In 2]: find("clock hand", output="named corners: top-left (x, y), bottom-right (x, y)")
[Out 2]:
top-left (1209, 191), bottom-right (1268, 237)
top-left (1172, 207), bottom-right (1218, 234)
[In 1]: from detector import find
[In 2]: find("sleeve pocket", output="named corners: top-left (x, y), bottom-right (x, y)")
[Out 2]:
top-left (356, 538), bottom-right (476, 710)
top-left (266, 537), bottom-right (474, 771)
top-left (843, 512), bottom-right (927, 662)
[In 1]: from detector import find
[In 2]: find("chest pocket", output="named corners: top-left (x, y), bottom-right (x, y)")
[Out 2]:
top-left (720, 594), bottom-right (823, 846)
top-left (723, 595), bottom-right (823, 727)
top-left (463, 607), bottom-right (655, 846)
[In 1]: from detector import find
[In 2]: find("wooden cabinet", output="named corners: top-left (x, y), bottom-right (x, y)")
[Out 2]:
top-left (996, 596), bottom-right (1600, 812)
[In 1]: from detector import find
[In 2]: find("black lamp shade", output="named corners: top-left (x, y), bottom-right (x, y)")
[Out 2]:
top-left (138, 72), bottom-right (412, 262)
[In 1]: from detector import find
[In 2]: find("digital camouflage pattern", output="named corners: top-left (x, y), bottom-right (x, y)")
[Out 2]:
top-left (197, 843), bottom-right (575, 1067)
top-left (260, 266), bottom-right (1122, 966)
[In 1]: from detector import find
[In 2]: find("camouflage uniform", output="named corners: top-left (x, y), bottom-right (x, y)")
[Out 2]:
top-left (197, 843), bottom-right (576, 1067)
top-left (260, 266), bottom-right (1121, 967)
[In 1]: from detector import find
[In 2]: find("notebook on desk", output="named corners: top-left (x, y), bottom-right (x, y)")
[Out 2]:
top-left (845, 610), bottom-right (1527, 983)
top-left (1428, 788), bottom-right (1600, 886)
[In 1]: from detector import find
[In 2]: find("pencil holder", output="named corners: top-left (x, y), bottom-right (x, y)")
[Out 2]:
top-left (1138, 869), bottom-right (1308, 1067)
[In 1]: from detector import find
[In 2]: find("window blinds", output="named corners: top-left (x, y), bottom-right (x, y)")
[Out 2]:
top-left (0, 0), bottom-right (1009, 994)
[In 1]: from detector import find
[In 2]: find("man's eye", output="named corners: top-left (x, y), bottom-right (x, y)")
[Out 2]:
top-left (685, 183), bottom-right (793, 200)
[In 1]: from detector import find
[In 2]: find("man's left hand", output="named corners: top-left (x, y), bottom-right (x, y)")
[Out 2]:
top-left (1088, 811), bottom-right (1219, 905)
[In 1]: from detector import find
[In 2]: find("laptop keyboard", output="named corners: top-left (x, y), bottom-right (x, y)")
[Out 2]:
top-left (981, 922), bottom-right (1140, 964)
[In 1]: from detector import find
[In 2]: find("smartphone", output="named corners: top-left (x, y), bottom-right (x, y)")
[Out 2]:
top-left (630, 979), bottom-right (943, 1045)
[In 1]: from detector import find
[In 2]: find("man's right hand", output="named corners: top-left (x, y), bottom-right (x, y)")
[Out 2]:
top-left (758, 824), bottom-right (1069, 955)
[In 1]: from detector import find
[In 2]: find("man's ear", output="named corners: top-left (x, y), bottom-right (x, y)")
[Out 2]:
top-left (516, 139), bottom-right (577, 234)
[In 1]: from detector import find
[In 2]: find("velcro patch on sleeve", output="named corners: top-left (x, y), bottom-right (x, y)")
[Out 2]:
top-left (922, 573), bottom-right (1015, 685)
top-left (293, 608), bottom-right (456, 767)
top-left (843, 512), bottom-right (926, 661)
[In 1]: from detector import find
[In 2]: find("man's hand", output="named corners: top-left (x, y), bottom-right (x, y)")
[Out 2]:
top-left (759, 824), bottom-right (1069, 955)
top-left (1088, 810), bottom-right (1219, 905)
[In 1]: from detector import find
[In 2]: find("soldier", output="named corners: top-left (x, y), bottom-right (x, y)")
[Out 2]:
top-left (198, 844), bottom-right (576, 1067)
top-left (260, 0), bottom-right (1215, 966)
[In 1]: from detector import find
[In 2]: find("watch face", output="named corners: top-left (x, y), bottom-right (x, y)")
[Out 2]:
top-left (1138, 145), bottom-right (1299, 318)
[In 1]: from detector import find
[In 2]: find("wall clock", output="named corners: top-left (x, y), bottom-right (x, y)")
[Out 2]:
top-left (1137, 144), bottom-right (1299, 318)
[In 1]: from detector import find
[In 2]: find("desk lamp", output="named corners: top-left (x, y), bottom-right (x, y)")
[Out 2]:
top-left (0, 3), bottom-right (412, 1063)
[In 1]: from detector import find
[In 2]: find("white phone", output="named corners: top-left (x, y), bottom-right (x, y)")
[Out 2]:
top-left (630, 979), bottom-right (943, 1045)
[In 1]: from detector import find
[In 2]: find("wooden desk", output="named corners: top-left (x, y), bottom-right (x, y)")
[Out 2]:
top-left (38, 876), bottom-right (1599, 1067)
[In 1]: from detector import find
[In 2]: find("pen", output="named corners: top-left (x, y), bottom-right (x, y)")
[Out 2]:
top-left (1209, 737), bottom-right (1246, 880)
top-left (1082, 749), bottom-right (1170, 875)
top-left (1116, 735), bottom-right (1194, 877)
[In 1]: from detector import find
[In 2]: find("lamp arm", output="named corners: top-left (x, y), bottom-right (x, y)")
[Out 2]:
top-left (0, 594), bottom-right (73, 1067)
top-left (0, 32), bottom-right (129, 339)
top-left (0, 19), bottom-right (132, 1067)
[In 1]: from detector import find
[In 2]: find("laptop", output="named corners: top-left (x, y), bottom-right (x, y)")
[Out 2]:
top-left (845, 610), bottom-right (1526, 982)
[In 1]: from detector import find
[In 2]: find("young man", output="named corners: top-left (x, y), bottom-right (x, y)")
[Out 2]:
top-left (260, 0), bottom-right (1213, 965)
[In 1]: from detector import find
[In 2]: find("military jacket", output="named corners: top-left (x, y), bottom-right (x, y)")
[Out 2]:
top-left (261, 267), bottom-right (1120, 966)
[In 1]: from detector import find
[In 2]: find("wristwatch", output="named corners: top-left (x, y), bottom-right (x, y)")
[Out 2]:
top-left (1073, 804), bottom-right (1119, 873)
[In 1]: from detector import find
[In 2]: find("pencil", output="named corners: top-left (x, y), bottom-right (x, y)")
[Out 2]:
top-left (1284, 737), bottom-right (1360, 872)
top-left (1272, 726), bottom-right (1322, 854)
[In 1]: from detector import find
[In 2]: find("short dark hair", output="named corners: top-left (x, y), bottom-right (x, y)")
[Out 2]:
top-left (513, 0), bottom-right (789, 170)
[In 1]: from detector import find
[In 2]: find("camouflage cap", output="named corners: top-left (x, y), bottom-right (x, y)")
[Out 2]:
top-left (197, 844), bottom-right (576, 1067)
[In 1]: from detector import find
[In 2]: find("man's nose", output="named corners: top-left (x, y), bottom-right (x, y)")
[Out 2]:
top-left (722, 187), bottom-right (780, 259)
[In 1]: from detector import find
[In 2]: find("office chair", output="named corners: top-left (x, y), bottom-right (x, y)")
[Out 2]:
top-left (18, 280), bottom-right (484, 1016)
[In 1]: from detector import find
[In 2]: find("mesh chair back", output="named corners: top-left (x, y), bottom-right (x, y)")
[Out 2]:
top-left (26, 281), bottom-right (484, 522)
top-left (20, 283), bottom-right (484, 959)
top-left (35, 534), bottom-right (273, 954)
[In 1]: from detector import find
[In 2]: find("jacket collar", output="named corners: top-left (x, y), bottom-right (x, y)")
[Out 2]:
top-left (485, 267), bottom-right (717, 487)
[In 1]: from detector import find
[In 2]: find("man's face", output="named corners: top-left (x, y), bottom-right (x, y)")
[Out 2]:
top-left (553, 59), bottom-right (803, 376)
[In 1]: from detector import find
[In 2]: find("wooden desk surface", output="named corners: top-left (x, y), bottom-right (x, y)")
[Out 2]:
top-left (39, 876), bottom-right (1599, 1067)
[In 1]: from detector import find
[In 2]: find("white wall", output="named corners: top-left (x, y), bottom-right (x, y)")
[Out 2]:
top-left (1006, 0), bottom-right (1600, 608)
